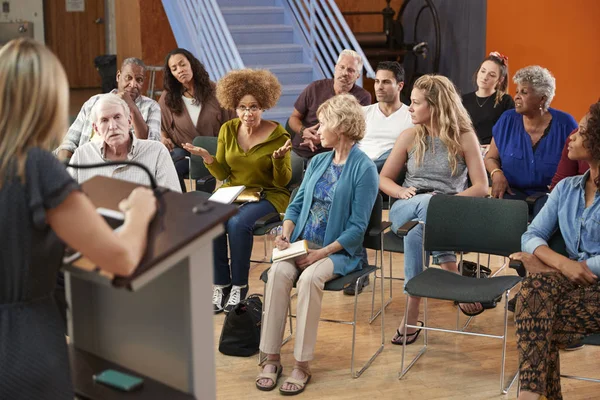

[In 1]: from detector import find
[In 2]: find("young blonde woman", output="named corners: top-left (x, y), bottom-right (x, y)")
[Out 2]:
top-left (0, 39), bottom-right (156, 399)
top-left (379, 75), bottom-right (488, 344)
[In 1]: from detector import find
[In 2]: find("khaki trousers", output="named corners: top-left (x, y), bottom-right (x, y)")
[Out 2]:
top-left (259, 257), bottom-right (336, 362)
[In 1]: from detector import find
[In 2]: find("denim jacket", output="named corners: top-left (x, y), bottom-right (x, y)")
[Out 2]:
top-left (522, 170), bottom-right (600, 274)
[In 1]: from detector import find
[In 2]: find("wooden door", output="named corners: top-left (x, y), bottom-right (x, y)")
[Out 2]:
top-left (44, 0), bottom-right (106, 88)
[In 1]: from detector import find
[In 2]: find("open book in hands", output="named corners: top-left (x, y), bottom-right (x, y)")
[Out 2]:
top-left (272, 240), bottom-right (309, 262)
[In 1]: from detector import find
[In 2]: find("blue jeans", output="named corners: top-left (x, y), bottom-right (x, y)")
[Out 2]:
top-left (373, 149), bottom-right (392, 172)
top-left (213, 199), bottom-right (277, 286)
top-left (389, 194), bottom-right (456, 287)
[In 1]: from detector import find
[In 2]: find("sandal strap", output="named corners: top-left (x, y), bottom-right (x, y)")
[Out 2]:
top-left (256, 370), bottom-right (279, 383)
top-left (281, 376), bottom-right (308, 389)
top-left (259, 359), bottom-right (282, 369)
top-left (292, 364), bottom-right (311, 377)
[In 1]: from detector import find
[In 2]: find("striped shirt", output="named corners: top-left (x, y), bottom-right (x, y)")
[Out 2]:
top-left (68, 134), bottom-right (181, 193)
top-left (56, 89), bottom-right (161, 154)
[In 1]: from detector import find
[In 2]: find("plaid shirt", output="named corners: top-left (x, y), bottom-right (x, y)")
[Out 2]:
top-left (56, 89), bottom-right (161, 154)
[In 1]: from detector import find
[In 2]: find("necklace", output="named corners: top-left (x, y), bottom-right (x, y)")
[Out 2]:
top-left (183, 88), bottom-right (200, 106)
top-left (475, 94), bottom-right (492, 108)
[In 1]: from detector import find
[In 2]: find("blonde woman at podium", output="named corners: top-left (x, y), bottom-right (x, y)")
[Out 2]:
top-left (0, 39), bottom-right (157, 400)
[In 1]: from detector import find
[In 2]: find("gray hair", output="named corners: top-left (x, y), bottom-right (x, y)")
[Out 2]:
top-left (513, 65), bottom-right (556, 110)
top-left (121, 57), bottom-right (146, 71)
top-left (337, 49), bottom-right (363, 72)
top-left (90, 93), bottom-right (130, 124)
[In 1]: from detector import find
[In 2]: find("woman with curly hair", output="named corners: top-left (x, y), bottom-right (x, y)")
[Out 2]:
top-left (462, 51), bottom-right (514, 146)
top-left (485, 65), bottom-right (577, 215)
top-left (256, 94), bottom-right (378, 395)
top-left (510, 100), bottom-right (600, 400)
top-left (379, 74), bottom-right (488, 341)
top-left (183, 69), bottom-right (292, 313)
top-left (158, 48), bottom-right (234, 191)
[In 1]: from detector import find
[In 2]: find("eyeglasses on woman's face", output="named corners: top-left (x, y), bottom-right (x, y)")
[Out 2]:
top-left (236, 105), bottom-right (261, 114)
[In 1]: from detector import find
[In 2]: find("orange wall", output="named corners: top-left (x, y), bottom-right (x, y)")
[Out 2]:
top-left (487, 0), bottom-right (600, 120)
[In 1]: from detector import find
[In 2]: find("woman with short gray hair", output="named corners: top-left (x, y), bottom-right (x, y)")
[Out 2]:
top-left (485, 65), bottom-right (577, 217)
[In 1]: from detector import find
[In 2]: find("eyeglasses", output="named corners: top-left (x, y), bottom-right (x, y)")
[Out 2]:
top-left (236, 105), bottom-right (261, 114)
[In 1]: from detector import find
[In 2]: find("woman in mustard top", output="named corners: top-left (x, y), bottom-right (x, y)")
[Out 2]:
top-left (183, 69), bottom-right (292, 313)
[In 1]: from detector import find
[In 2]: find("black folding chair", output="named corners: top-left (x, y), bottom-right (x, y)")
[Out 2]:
top-left (397, 195), bottom-right (528, 394)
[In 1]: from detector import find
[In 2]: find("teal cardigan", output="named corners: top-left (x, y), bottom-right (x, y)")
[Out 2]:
top-left (285, 145), bottom-right (379, 276)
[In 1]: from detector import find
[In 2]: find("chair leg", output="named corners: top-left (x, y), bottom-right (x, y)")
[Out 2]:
top-left (351, 272), bottom-right (385, 378)
top-left (369, 249), bottom-right (395, 324)
top-left (399, 294), bottom-right (427, 379)
top-left (502, 289), bottom-right (519, 394)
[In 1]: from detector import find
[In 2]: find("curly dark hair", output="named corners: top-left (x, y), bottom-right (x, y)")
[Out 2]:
top-left (215, 69), bottom-right (281, 110)
top-left (582, 100), bottom-right (600, 189)
top-left (163, 48), bottom-right (214, 114)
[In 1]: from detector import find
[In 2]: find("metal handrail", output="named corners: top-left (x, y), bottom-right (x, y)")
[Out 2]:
top-left (161, 0), bottom-right (244, 80)
top-left (284, 0), bottom-right (375, 80)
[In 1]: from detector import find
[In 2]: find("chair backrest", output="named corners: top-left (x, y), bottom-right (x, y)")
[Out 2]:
top-left (363, 193), bottom-right (384, 250)
top-left (423, 195), bottom-right (528, 257)
top-left (289, 153), bottom-right (304, 190)
top-left (190, 136), bottom-right (218, 181)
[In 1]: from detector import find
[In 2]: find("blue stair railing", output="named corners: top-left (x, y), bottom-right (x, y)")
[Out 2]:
top-left (282, 0), bottom-right (376, 83)
top-left (161, 0), bottom-right (244, 80)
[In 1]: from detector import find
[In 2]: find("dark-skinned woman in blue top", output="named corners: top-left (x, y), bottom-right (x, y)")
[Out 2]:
top-left (485, 65), bottom-right (577, 216)
top-left (510, 100), bottom-right (600, 400)
top-left (255, 94), bottom-right (378, 395)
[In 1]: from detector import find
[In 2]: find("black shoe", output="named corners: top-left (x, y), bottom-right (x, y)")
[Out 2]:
top-left (223, 285), bottom-right (249, 314)
top-left (212, 284), bottom-right (231, 314)
top-left (507, 297), bottom-right (517, 312)
top-left (343, 275), bottom-right (370, 296)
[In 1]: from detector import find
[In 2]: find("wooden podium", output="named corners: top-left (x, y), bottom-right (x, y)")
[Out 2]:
top-left (64, 176), bottom-right (236, 400)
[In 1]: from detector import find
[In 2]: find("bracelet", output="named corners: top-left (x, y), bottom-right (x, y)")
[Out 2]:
top-left (299, 125), bottom-right (306, 136)
top-left (490, 168), bottom-right (503, 179)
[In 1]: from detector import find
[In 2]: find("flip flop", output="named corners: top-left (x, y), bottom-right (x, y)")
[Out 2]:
top-left (279, 364), bottom-right (312, 396)
top-left (458, 302), bottom-right (485, 317)
top-left (255, 359), bottom-right (283, 392)
top-left (391, 321), bottom-right (424, 345)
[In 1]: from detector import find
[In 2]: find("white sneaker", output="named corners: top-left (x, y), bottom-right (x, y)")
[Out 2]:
top-left (212, 284), bottom-right (231, 314)
top-left (223, 285), bottom-right (248, 314)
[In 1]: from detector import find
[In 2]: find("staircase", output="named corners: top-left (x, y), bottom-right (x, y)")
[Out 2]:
top-left (215, 0), bottom-right (321, 125)
top-left (162, 0), bottom-right (374, 126)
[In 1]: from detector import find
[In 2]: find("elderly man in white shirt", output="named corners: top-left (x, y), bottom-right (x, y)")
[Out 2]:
top-left (56, 57), bottom-right (161, 161)
top-left (359, 61), bottom-right (413, 171)
top-left (68, 93), bottom-right (181, 193)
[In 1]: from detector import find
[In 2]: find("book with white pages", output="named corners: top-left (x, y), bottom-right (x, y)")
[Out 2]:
top-left (208, 185), bottom-right (246, 204)
top-left (272, 240), bottom-right (309, 262)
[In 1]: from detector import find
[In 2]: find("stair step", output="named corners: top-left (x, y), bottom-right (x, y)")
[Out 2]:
top-left (249, 64), bottom-right (314, 85)
top-left (238, 44), bottom-right (304, 65)
top-left (277, 84), bottom-right (308, 108)
top-left (221, 6), bottom-right (285, 25)
top-left (229, 25), bottom-right (294, 46)
top-left (264, 106), bottom-right (295, 125)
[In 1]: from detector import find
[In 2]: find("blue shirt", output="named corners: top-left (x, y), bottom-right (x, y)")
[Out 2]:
top-left (301, 162), bottom-right (344, 247)
top-left (493, 108), bottom-right (577, 194)
top-left (522, 171), bottom-right (600, 274)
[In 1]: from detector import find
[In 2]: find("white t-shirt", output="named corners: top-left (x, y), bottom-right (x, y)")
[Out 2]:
top-left (358, 103), bottom-right (413, 160)
top-left (182, 96), bottom-right (202, 128)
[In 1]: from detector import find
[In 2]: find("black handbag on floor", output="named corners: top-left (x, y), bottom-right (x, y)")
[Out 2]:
top-left (218, 294), bottom-right (263, 357)
top-left (460, 260), bottom-right (492, 278)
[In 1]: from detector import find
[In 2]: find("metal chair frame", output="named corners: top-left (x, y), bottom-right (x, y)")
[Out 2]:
top-left (397, 196), bottom-right (527, 394)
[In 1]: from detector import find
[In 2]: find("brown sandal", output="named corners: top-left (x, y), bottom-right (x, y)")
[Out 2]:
top-left (255, 359), bottom-right (283, 392)
top-left (279, 364), bottom-right (312, 396)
